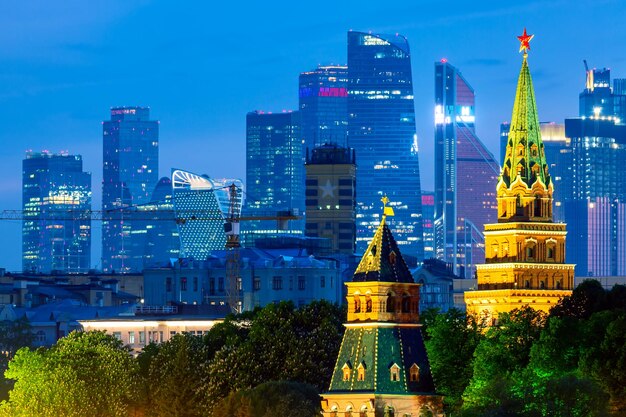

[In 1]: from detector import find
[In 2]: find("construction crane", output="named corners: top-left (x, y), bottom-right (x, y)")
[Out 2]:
top-left (0, 190), bottom-right (299, 314)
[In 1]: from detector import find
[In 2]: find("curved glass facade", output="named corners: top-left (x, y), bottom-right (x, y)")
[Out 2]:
top-left (347, 31), bottom-right (423, 260)
top-left (172, 169), bottom-right (243, 260)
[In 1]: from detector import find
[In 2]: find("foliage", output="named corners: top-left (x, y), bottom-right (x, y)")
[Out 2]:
top-left (205, 300), bottom-right (343, 409)
top-left (216, 380), bottom-right (321, 417)
top-left (0, 331), bottom-right (140, 417)
top-left (0, 319), bottom-right (34, 401)
top-left (424, 308), bottom-right (482, 411)
top-left (140, 333), bottom-right (210, 417)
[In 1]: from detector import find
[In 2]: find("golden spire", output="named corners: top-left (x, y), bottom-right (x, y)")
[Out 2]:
top-left (381, 195), bottom-right (395, 217)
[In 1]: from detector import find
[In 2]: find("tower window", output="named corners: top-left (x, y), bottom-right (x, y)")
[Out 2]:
top-left (390, 363), bottom-right (401, 381)
top-left (402, 294), bottom-right (411, 313)
top-left (357, 362), bottom-right (366, 381)
top-left (354, 296), bottom-right (361, 313)
top-left (386, 293), bottom-right (395, 313)
top-left (342, 363), bottom-right (352, 381)
top-left (409, 363), bottom-right (420, 382)
top-left (365, 295), bottom-right (372, 313)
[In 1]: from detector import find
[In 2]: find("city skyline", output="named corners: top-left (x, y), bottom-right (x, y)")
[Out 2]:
top-left (1, 1), bottom-right (626, 270)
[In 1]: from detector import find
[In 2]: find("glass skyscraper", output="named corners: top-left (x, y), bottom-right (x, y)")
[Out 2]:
top-left (299, 65), bottom-right (348, 150)
top-left (434, 61), bottom-right (499, 278)
top-left (22, 152), bottom-right (91, 273)
top-left (244, 111), bottom-right (304, 242)
top-left (172, 169), bottom-right (243, 260)
top-left (142, 177), bottom-right (180, 266)
top-left (421, 191), bottom-right (435, 260)
top-left (347, 31), bottom-right (424, 260)
top-left (102, 106), bottom-right (159, 273)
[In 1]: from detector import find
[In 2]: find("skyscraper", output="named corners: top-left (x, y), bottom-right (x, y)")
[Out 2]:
top-left (304, 144), bottom-right (356, 254)
top-left (434, 61), bottom-right (499, 278)
top-left (465, 33), bottom-right (574, 319)
top-left (142, 177), bottom-right (180, 266)
top-left (22, 152), bottom-right (91, 273)
top-left (172, 169), bottom-right (243, 260)
top-left (299, 65), bottom-right (348, 150)
top-left (564, 117), bottom-right (626, 276)
top-left (347, 31), bottom-right (424, 260)
top-left (244, 111), bottom-right (304, 241)
top-left (421, 192), bottom-right (435, 260)
top-left (102, 106), bottom-right (159, 273)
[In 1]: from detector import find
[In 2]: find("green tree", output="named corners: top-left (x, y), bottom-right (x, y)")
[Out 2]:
top-left (0, 319), bottom-right (34, 401)
top-left (216, 381), bottom-right (320, 417)
top-left (551, 279), bottom-right (607, 319)
top-left (0, 331), bottom-right (140, 417)
top-left (462, 307), bottom-right (546, 414)
top-left (205, 301), bottom-right (343, 408)
top-left (142, 333), bottom-right (209, 417)
top-left (424, 308), bottom-right (482, 412)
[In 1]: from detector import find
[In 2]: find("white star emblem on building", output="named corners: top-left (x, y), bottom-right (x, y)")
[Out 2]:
top-left (319, 180), bottom-right (337, 198)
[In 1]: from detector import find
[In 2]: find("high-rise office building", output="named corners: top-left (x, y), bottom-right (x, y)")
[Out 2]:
top-left (579, 66), bottom-right (626, 121)
top-left (304, 144), bottom-right (356, 254)
top-left (500, 122), bottom-right (571, 222)
top-left (564, 117), bottom-right (626, 276)
top-left (172, 169), bottom-right (243, 260)
top-left (142, 177), bottom-right (180, 266)
top-left (347, 31), bottom-right (424, 260)
top-left (421, 192), bottom-right (435, 260)
top-left (299, 65), bottom-right (348, 150)
top-left (244, 111), bottom-right (304, 242)
top-left (22, 152), bottom-right (91, 273)
top-left (434, 61), bottom-right (499, 278)
top-left (102, 106), bottom-right (159, 273)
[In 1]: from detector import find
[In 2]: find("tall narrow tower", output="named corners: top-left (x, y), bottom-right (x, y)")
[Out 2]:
top-left (464, 30), bottom-right (574, 320)
top-left (321, 197), bottom-right (443, 417)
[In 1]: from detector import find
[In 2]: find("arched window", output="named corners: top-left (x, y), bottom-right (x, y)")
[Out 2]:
top-left (534, 197), bottom-right (542, 217)
top-left (365, 295), bottom-right (372, 313)
top-left (354, 295), bottom-right (361, 313)
top-left (410, 363), bottom-right (420, 382)
top-left (540, 280), bottom-right (545, 289)
top-left (556, 280), bottom-right (562, 290)
top-left (389, 250), bottom-right (397, 265)
top-left (390, 363), bottom-right (400, 381)
top-left (360, 405), bottom-right (368, 417)
top-left (525, 280), bottom-right (530, 289)
top-left (345, 405), bottom-right (353, 417)
top-left (526, 243), bottom-right (536, 260)
top-left (330, 406), bottom-right (338, 417)
top-left (386, 293), bottom-right (395, 313)
top-left (402, 294), bottom-right (410, 313)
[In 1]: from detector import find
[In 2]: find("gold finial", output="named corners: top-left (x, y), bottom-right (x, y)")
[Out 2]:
top-left (381, 195), bottom-right (395, 217)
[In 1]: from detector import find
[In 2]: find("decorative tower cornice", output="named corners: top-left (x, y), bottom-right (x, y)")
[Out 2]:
top-left (498, 29), bottom-right (553, 223)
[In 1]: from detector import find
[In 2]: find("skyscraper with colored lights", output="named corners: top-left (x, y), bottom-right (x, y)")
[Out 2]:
top-left (299, 65), bottom-right (348, 150)
top-left (434, 61), bottom-right (499, 278)
top-left (421, 192), bottom-right (435, 260)
top-left (244, 111), bottom-right (304, 242)
top-left (347, 31), bottom-right (424, 260)
top-left (22, 152), bottom-right (91, 273)
top-left (102, 106), bottom-right (159, 273)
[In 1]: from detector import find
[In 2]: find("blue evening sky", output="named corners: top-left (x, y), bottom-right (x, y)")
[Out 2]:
top-left (0, 0), bottom-right (624, 271)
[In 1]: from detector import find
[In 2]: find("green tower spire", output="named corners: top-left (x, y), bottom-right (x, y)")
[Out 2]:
top-left (501, 32), bottom-right (551, 190)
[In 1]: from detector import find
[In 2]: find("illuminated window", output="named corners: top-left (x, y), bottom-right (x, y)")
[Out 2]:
top-left (410, 363), bottom-right (420, 382)
top-left (365, 295), bottom-right (372, 313)
top-left (342, 363), bottom-right (352, 381)
top-left (357, 362), bottom-right (366, 381)
top-left (390, 363), bottom-right (400, 381)
top-left (354, 295), bottom-right (361, 313)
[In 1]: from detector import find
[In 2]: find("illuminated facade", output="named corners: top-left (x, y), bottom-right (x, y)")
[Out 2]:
top-left (102, 107), bottom-right (159, 273)
top-left (321, 199), bottom-right (443, 417)
top-left (304, 144), bottom-right (356, 254)
top-left (421, 192), bottom-right (435, 260)
top-left (564, 117), bottom-right (626, 276)
top-left (347, 31), bottom-right (424, 260)
top-left (299, 65), bottom-right (348, 149)
top-left (172, 169), bottom-right (243, 260)
top-left (244, 111), bottom-right (304, 242)
top-left (22, 152), bottom-right (91, 273)
top-left (434, 61), bottom-right (499, 278)
top-left (142, 177), bottom-right (180, 266)
top-left (465, 34), bottom-right (574, 319)
top-left (500, 122), bottom-right (571, 222)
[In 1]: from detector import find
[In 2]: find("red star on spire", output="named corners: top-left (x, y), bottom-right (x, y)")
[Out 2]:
top-left (517, 28), bottom-right (534, 53)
